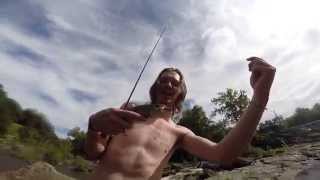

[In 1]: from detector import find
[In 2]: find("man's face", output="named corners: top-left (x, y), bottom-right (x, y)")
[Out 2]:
top-left (154, 71), bottom-right (181, 106)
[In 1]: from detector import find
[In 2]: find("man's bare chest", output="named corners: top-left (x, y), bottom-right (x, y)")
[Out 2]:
top-left (105, 118), bottom-right (179, 161)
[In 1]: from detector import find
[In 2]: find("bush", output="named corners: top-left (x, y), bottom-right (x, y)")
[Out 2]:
top-left (244, 146), bottom-right (266, 159)
top-left (252, 132), bottom-right (287, 150)
top-left (18, 127), bottom-right (42, 144)
top-left (72, 156), bottom-right (91, 172)
top-left (0, 85), bottom-right (23, 135)
top-left (0, 113), bottom-right (12, 136)
top-left (18, 109), bottom-right (57, 140)
top-left (43, 150), bottom-right (63, 165)
top-left (67, 127), bottom-right (86, 157)
top-left (284, 104), bottom-right (320, 127)
top-left (244, 146), bottom-right (288, 159)
top-left (42, 140), bottom-right (73, 165)
top-left (252, 115), bottom-right (288, 150)
top-left (13, 145), bottom-right (43, 162)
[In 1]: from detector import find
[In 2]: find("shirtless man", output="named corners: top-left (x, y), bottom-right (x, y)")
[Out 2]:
top-left (85, 57), bottom-right (276, 180)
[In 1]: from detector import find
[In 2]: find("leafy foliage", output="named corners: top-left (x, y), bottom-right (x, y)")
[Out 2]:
top-left (18, 109), bottom-right (57, 140)
top-left (211, 88), bottom-right (249, 125)
top-left (252, 114), bottom-right (287, 149)
top-left (43, 139), bottom-right (72, 165)
top-left (179, 105), bottom-right (211, 137)
top-left (243, 146), bottom-right (287, 159)
top-left (284, 103), bottom-right (320, 127)
top-left (67, 127), bottom-right (86, 157)
top-left (205, 121), bottom-right (230, 142)
top-left (71, 155), bottom-right (92, 172)
top-left (0, 85), bottom-right (23, 135)
top-left (0, 84), bottom-right (76, 166)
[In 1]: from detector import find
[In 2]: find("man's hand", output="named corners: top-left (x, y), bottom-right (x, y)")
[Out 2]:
top-left (247, 57), bottom-right (276, 107)
top-left (89, 108), bottom-right (145, 135)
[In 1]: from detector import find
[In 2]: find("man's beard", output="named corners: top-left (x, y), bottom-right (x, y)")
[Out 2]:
top-left (154, 91), bottom-right (176, 111)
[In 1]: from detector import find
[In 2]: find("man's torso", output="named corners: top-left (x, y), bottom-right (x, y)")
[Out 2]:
top-left (91, 114), bottom-right (187, 180)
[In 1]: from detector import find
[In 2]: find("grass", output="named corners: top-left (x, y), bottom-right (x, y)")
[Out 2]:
top-left (0, 123), bottom-right (92, 174)
top-left (6, 123), bottom-right (23, 136)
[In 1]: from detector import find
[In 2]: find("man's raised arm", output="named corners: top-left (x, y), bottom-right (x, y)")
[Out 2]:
top-left (180, 57), bottom-right (276, 164)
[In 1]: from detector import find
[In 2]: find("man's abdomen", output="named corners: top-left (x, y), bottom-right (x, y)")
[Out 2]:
top-left (93, 120), bottom-right (178, 179)
top-left (102, 145), bottom-right (158, 176)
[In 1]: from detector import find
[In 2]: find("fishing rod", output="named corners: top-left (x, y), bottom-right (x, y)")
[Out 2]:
top-left (124, 26), bottom-right (167, 109)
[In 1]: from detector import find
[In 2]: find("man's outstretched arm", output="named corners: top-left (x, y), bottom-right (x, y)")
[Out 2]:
top-left (180, 57), bottom-right (276, 164)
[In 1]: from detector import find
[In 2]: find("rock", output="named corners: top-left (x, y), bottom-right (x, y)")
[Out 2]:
top-left (197, 157), bottom-right (253, 171)
top-left (162, 142), bottom-right (320, 180)
top-left (0, 161), bottom-right (75, 180)
top-left (162, 168), bottom-right (207, 180)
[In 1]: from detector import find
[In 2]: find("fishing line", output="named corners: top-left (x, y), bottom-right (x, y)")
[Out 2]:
top-left (124, 26), bottom-right (167, 108)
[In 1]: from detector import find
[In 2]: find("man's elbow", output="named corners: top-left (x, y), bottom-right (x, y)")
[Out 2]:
top-left (219, 156), bottom-right (237, 166)
top-left (215, 144), bottom-right (239, 165)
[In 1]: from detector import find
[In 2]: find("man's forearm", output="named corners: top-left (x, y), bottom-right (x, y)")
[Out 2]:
top-left (217, 99), bottom-right (265, 163)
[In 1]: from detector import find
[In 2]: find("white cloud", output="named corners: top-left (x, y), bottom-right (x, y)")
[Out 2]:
top-left (1, 0), bottom-right (320, 137)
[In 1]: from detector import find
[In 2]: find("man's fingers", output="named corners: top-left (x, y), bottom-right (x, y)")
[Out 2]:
top-left (112, 108), bottom-right (146, 121)
top-left (247, 56), bottom-right (265, 62)
top-left (251, 65), bottom-right (276, 75)
top-left (248, 57), bottom-right (275, 71)
top-left (104, 115), bottom-right (127, 134)
top-left (107, 128), bottom-right (124, 135)
top-left (120, 102), bottom-right (136, 110)
top-left (108, 113), bottom-right (131, 128)
top-left (247, 57), bottom-right (271, 67)
top-left (248, 61), bottom-right (254, 71)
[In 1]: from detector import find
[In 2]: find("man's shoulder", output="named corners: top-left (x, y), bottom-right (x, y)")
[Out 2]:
top-left (174, 124), bottom-right (195, 136)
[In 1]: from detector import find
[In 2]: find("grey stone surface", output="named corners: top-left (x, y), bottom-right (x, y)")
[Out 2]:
top-left (162, 142), bottom-right (320, 180)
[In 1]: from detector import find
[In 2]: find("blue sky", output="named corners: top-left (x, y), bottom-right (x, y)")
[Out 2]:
top-left (1, 0), bottom-right (320, 137)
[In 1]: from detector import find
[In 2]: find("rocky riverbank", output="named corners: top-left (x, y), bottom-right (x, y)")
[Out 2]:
top-left (0, 162), bottom-right (74, 180)
top-left (1, 121), bottom-right (319, 180)
top-left (162, 142), bottom-right (320, 180)
top-left (0, 142), bottom-right (319, 180)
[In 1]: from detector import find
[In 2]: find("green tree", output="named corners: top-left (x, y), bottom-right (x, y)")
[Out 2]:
top-left (211, 88), bottom-right (250, 125)
top-left (178, 105), bottom-right (211, 137)
top-left (259, 114), bottom-right (285, 133)
top-left (67, 127), bottom-right (86, 157)
top-left (0, 109), bottom-right (11, 135)
top-left (18, 109), bottom-right (57, 140)
top-left (252, 114), bottom-right (287, 149)
top-left (205, 121), bottom-right (229, 142)
top-left (284, 103), bottom-right (320, 127)
top-left (312, 103), bottom-right (320, 112)
top-left (42, 138), bottom-right (73, 165)
top-left (0, 84), bottom-right (23, 135)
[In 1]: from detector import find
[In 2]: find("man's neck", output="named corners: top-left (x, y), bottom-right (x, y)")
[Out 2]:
top-left (160, 111), bottom-right (173, 121)
top-left (151, 103), bottom-right (174, 121)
